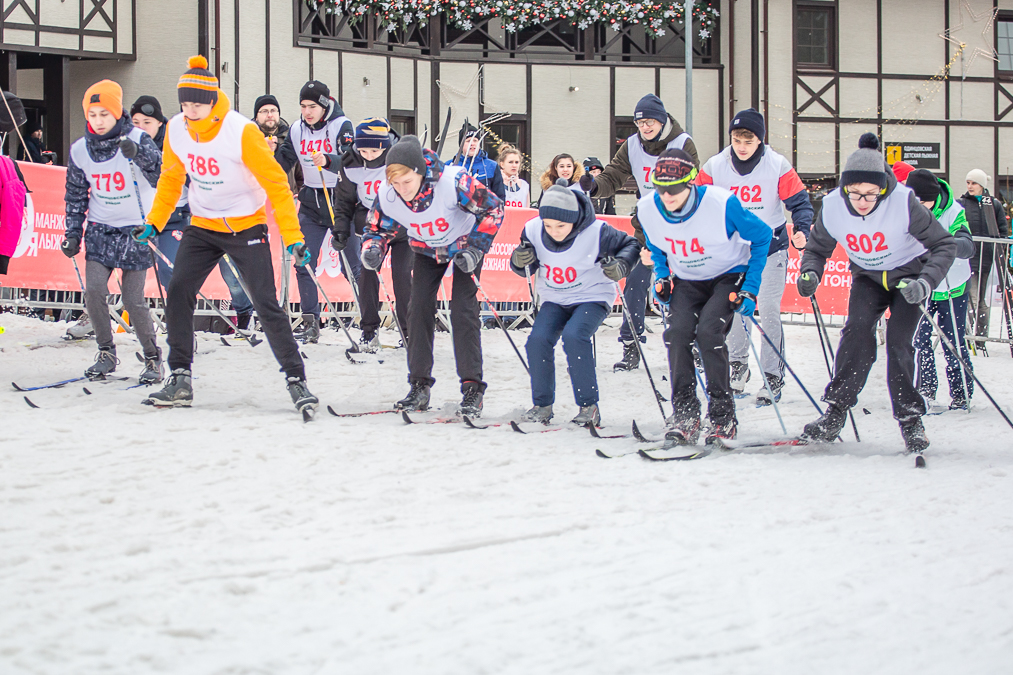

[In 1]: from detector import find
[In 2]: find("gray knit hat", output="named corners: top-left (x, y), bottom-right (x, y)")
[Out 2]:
top-left (539, 178), bottom-right (580, 223)
top-left (840, 133), bottom-right (887, 189)
top-left (386, 135), bottom-right (426, 175)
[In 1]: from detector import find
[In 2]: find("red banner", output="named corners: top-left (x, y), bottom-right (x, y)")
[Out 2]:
top-left (1, 163), bottom-right (854, 315)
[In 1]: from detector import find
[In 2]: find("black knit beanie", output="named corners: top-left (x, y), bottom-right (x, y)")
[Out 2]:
top-left (906, 169), bottom-right (941, 203)
top-left (729, 108), bottom-right (766, 141)
top-left (386, 135), bottom-right (426, 175)
top-left (299, 81), bottom-right (330, 108)
top-left (130, 95), bottom-right (165, 122)
top-left (253, 94), bottom-right (280, 117)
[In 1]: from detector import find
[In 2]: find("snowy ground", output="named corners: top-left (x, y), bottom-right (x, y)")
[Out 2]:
top-left (2, 311), bottom-right (1013, 675)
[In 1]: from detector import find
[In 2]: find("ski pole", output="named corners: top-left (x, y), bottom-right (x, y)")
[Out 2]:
top-left (943, 282), bottom-right (972, 414)
top-left (377, 271), bottom-right (408, 348)
top-left (617, 282), bottom-right (668, 423)
top-left (737, 306), bottom-right (824, 415)
top-left (811, 297), bottom-right (861, 441)
top-left (306, 262), bottom-right (361, 352)
top-left (742, 316), bottom-right (787, 435)
top-left (917, 303), bottom-right (1013, 429)
top-left (314, 155), bottom-right (364, 321)
top-left (471, 272), bottom-right (529, 374)
top-left (524, 263), bottom-right (538, 320)
top-left (145, 241), bottom-right (261, 348)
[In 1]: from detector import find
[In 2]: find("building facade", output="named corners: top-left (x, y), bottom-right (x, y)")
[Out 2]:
top-left (2, 0), bottom-right (1012, 204)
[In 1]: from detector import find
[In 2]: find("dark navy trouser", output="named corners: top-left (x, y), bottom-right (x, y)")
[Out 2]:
top-left (526, 301), bottom-right (609, 407)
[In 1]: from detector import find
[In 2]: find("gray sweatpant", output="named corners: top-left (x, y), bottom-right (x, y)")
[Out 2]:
top-left (85, 259), bottom-right (158, 356)
top-left (727, 248), bottom-right (787, 378)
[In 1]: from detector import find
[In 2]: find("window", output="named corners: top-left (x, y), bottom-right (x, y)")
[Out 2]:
top-left (796, 3), bottom-right (835, 69)
top-left (389, 111), bottom-right (415, 138)
top-left (998, 20), bottom-right (1013, 72)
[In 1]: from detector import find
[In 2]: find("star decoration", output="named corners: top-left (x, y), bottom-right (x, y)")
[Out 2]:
top-left (938, 0), bottom-right (998, 76)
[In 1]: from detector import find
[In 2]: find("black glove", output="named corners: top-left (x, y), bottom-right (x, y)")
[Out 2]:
top-left (897, 277), bottom-right (931, 305)
top-left (61, 236), bottom-right (80, 258)
top-left (454, 248), bottom-right (484, 274)
top-left (330, 230), bottom-right (349, 252)
top-left (600, 256), bottom-right (629, 282)
top-left (511, 242), bottom-right (536, 269)
top-left (118, 137), bottom-right (139, 160)
top-left (578, 173), bottom-right (595, 194)
top-left (654, 277), bottom-right (673, 303)
top-left (796, 271), bottom-right (819, 298)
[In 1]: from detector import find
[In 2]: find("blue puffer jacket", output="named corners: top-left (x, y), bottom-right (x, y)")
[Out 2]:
top-left (64, 114), bottom-right (162, 270)
top-left (450, 150), bottom-right (505, 201)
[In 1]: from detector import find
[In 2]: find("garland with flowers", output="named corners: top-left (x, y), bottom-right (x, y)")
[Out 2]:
top-left (309, 1), bottom-right (719, 40)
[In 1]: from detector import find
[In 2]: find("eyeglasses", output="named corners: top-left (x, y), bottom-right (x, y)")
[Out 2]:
top-left (634, 119), bottom-right (659, 129)
top-left (846, 191), bottom-right (882, 203)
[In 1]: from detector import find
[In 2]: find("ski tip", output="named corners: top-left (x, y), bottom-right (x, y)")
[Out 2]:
top-left (915, 454), bottom-right (926, 468)
top-left (587, 423), bottom-right (602, 438)
top-left (462, 415), bottom-right (484, 429)
top-left (401, 410), bottom-right (414, 424)
top-left (11, 381), bottom-right (23, 392)
top-left (135, 352), bottom-right (144, 363)
top-left (509, 420), bottom-right (526, 434)
top-left (863, 408), bottom-right (872, 415)
top-left (220, 337), bottom-right (231, 347)
top-left (302, 407), bottom-right (316, 423)
top-left (301, 351), bottom-right (308, 359)
top-left (83, 387), bottom-right (92, 395)
top-left (595, 449), bottom-right (611, 458)
top-left (327, 404), bottom-right (340, 417)
top-left (24, 396), bottom-right (39, 409)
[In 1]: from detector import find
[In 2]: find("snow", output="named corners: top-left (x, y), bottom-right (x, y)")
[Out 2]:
top-left (2, 312), bottom-right (1013, 674)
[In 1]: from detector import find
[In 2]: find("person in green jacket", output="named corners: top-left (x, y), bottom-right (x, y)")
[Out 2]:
top-left (909, 169), bottom-right (975, 411)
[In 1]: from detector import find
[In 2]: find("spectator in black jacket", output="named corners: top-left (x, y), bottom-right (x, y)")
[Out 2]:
top-left (20, 122), bottom-right (52, 164)
top-left (960, 169), bottom-right (1010, 338)
top-left (253, 94), bottom-right (298, 192)
top-left (582, 157), bottom-right (615, 215)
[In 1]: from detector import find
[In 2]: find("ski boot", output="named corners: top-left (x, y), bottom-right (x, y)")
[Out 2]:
top-left (613, 340), bottom-right (640, 371)
top-left (948, 395), bottom-right (969, 411)
top-left (294, 313), bottom-right (319, 344)
top-left (800, 403), bottom-right (848, 442)
top-left (755, 374), bottom-right (784, 406)
top-left (287, 376), bottom-right (319, 420)
top-left (899, 416), bottom-right (930, 454)
top-left (705, 418), bottom-right (738, 446)
top-left (138, 347), bottom-right (164, 385)
top-left (144, 368), bottom-right (193, 407)
top-left (460, 381), bottom-right (485, 418)
top-left (520, 405), bottom-right (554, 424)
top-left (664, 413), bottom-right (702, 445)
top-left (359, 329), bottom-right (380, 354)
top-left (395, 381), bottom-right (431, 412)
top-left (85, 346), bottom-right (118, 380)
top-left (235, 311), bottom-right (253, 332)
top-left (730, 361), bottom-right (751, 397)
top-left (65, 312), bottom-right (94, 340)
top-left (572, 404), bottom-right (601, 427)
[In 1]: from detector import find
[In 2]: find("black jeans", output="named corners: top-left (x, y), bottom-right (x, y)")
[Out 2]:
top-left (358, 237), bottom-right (412, 337)
top-left (407, 252), bottom-right (484, 391)
top-left (824, 274), bottom-right (925, 420)
top-left (663, 274), bottom-right (740, 425)
top-left (165, 225), bottom-right (305, 380)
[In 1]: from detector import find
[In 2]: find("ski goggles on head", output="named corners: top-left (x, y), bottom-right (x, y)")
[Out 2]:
top-left (651, 162), bottom-right (698, 195)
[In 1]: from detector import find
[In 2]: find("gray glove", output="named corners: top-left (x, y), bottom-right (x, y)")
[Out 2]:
top-left (511, 242), bottom-right (536, 269)
top-left (361, 240), bottom-right (385, 272)
top-left (453, 247), bottom-right (484, 274)
top-left (796, 271), bottom-right (819, 298)
top-left (118, 137), bottom-right (139, 160)
top-left (600, 256), bottom-right (629, 282)
top-left (898, 277), bottom-right (931, 305)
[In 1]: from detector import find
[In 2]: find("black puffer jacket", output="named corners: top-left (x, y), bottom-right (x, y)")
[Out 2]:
top-left (510, 189), bottom-right (640, 286)
top-left (959, 189), bottom-right (1009, 272)
top-left (64, 113), bottom-right (162, 270)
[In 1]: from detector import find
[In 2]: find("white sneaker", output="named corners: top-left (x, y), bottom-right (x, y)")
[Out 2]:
top-left (65, 313), bottom-right (94, 340)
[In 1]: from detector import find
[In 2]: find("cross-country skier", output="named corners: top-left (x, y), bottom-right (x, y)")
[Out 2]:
top-left (327, 117), bottom-right (410, 352)
top-left (639, 149), bottom-right (772, 445)
top-left (578, 94), bottom-right (699, 372)
top-left (696, 109), bottom-right (814, 405)
top-left (362, 135), bottom-right (504, 417)
top-left (132, 56), bottom-right (317, 414)
top-left (277, 80), bottom-right (356, 343)
top-left (796, 134), bottom-right (956, 453)
top-left (906, 169), bottom-right (975, 411)
top-left (450, 123), bottom-right (505, 200)
top-left (510, 179), bottom-right (638, 426)
top-left (61, 79), bottom-right (162, 383)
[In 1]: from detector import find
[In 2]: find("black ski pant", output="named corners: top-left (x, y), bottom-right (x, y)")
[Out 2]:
top-left (663, 274), bottom-right (740, 426)
top-left (164, 225), bottom-right (305, 380)
top-left (358, 237), bottom-right (412, 338)
top-left (407, 252), bottom-right (485, 392)
top-left (824, 274), bottom-right (925, 420)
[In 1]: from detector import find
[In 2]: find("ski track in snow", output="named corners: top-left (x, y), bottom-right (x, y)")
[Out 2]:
top-left (1, 314), bottom-right (1012, 674)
